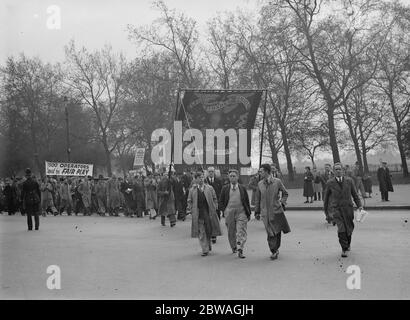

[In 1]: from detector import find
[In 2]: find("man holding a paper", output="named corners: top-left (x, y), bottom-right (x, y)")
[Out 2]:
top-left (323, 163), bottom-right (363, 258)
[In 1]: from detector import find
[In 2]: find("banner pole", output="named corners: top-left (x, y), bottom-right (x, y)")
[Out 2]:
top-left (259, 90), bottom-right (268, 168)
top-left (168, 88), bottom-right (181, 178)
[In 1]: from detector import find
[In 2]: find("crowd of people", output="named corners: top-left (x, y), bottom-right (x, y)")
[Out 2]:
top-left (0, 171), bottom-right (193, 220)
top-left (0, 160), bottom-right (395, 259)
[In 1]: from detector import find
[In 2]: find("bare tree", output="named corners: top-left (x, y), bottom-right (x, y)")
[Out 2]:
top-left (127, 0), bottom-right (204, 88)
top-left (270, 0), bottom-right (391, 164)
top-left (373, 1), bottom-right (410, 177)
top-left (64, 41), bottom-right (130, 176)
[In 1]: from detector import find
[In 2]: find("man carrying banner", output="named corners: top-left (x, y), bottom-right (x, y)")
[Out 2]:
top-left (219, 169), bottom-right (251, 259)
top-left (255, 164), bottom-right (290, 261)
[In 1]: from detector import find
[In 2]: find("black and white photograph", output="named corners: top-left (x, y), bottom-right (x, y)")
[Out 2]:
top-left (1, 0), bottom-right (410, 307)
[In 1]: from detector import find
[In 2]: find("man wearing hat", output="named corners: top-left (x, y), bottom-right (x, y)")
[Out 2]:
top-left (21, 169), bottom-right (41, 231)
top-left (377, 161), bottom-right (394, 201)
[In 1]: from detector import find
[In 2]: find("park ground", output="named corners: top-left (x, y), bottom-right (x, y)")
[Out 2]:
top-left (1, 206), bottom-right (409, 300)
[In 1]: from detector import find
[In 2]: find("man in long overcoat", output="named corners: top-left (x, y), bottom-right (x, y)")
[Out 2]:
top-left (377, 161), bottom-right (394, 201)
top-left (107, 175), bottom-right (121, 216)
top-left (157, 173), bottom-right (176, 227)
top-left (255, 163), bottom-right (290, 261)
top-left (187, 171), bottom-right (222, 256)
top-left (78, 177), bottom-right (92, 216)
top-left (323, 163), bottom-right (363, 258)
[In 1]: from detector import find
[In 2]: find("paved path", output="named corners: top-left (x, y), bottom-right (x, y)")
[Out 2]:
top-left (270, 184), bottom-right (410, 209)
top-left (1, 211), bottom-right (409, 300)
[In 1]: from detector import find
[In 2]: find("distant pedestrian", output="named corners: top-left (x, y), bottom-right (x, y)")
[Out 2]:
top-left (377, 161), bottom-right (394, 201)
top-left (312, 166), bottom-right (323, 201)
top-left (303, 166), bottom-right (314, 203)
top-left (21, 169), bottom-right (41, 231)
top-left (157, 172), bottom-right (176, 227)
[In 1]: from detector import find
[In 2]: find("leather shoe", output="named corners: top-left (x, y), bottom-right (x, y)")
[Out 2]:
top-left (341, 251), bottom-right (348, 258)
top-left (270, 251), bottom-right (279, 260)
top-left (238, 249), bottom-right (245, 259)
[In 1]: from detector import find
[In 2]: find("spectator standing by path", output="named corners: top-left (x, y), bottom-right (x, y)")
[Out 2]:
top-left (353, 162), bottom-right (366, 198)
top-left (303, 167), bottom-right (314, 203)
top-left (377, 161), bottom-right (394, 202)
top-left (255, 164), bottom-right (290, 261)
top-left (3, 177), bottom-right (18, 215)
top-left (21, 169), bottom-right (41, 231)
top-left (312, 166), bottom-right (323, 201)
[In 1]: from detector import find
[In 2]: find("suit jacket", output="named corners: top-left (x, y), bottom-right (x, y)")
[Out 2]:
top-left (377, 167), bottom-right (393, 192)
top-left (205, 176), bottom-right (223, 199)
top-left (219, 184), bottom-right (251, 219)
top-left (323, 176), bottom-right (362, 217)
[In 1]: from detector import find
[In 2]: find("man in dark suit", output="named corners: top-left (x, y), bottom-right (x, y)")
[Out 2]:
top-left (377, 161), bottom-right (394, 201)
top-left (323, 163), bottom-right (363, 258)
top-left (205, 167), bottom-right (223, 243)
top-left (21, 168), bottom-right (41, 231)
top-left (219, 169), bottom-right (251, 258)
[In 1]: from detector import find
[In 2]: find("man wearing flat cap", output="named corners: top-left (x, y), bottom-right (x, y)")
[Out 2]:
top-left (21, 168), bottom-right (41, 231)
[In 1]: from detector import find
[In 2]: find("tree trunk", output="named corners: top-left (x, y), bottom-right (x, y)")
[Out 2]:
top-left (327, 107), bottom-right (341, 163)
top-left (389, 95), bottom-right (409, 177)
top-left (397, 131), bottom-right (409, 177)
top-left (280, 124), bottom-right (294, 181)
top-left (266, 118), bottom-right (281, 172)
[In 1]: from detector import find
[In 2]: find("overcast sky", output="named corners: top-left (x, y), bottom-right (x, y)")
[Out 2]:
top-left (0, 0), bottom-right (259, 64)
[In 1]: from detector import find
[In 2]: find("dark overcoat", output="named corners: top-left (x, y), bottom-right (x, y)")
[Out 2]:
top-left (323, 177), bottom-right (362, 235)
top-left (377, 167), bottom-right (393, 192)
